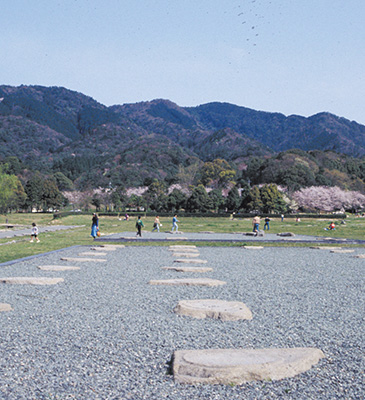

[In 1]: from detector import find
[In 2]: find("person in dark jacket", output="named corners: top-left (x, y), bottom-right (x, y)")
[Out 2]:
top-left (91, 213), bottom-right (99, 238)
top-left (136, 216), bottom-right (144, 237)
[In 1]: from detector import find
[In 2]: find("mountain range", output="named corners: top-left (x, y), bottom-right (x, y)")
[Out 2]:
top-left (0, 84), bottom-right (364, 188)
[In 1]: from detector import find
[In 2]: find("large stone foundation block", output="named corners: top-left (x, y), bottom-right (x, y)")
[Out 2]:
top-left (174, 259), bottom-right (208, 264)
top-left (0, 277), bottom-right (64, 285)
top-left (174, 299), bottom-right (252, 321)
top-left (173, 347), bottom-right (324, 384)
top-left (0, 303), bottom-right (12, 312)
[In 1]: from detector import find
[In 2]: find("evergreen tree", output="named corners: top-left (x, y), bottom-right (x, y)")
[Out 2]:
top-left (225, 187), bottom-right (241, 212)
top-left (25, 174), bottom-right (44, 211)
top-left (167, 189), bottom-right (187, 212)
top-left (245, 158), bottom-right (264, 185)
top-left (42, 180), bottom-right (65, 210)
top-left (208, 189), bottom-right (225, 212)
top-left (186, 185), bottom-right (212, 212)
top-left (242, 186), bottom-right (263, 212)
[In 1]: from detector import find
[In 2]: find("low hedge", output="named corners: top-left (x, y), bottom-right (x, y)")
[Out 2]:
top-left (54, 211), bottom-right (346, 219)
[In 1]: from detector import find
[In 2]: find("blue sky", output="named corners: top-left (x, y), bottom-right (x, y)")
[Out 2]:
top-left (1, 0), bottom-right (364, 124)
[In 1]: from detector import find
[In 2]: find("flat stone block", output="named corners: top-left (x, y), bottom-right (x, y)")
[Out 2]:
top-left (174, 299), bottom-right (252, 321)
top-left (353, 254), bottom-right (365, 258)
top-left (90, 246), bottom-right (116, 251)
top-left (60, 257), bottom-right (106, 262)
top-left (172, 253), bottom-right (200, 258)
top-left (0, 303), bottom-right (12, 312)
top-left (149, 278), bottom-right (226, 287)
top-left (0, 277), bottom-right (64, 285)
top-left (243, 246), bottom-right (264, 250)
top-left (310, 247), bottom-right (341, 250)
top-left (79, 251), bottom-right (107, 256)
top-left (100, 244), bottom-right (125, 248)
top-left (173, 347), bottom-right (325, 384)
top-left (38, 265), bottom-right (80, 271)
top-left (277, 232), bottom-right (295, 237)
top-left (169, 248), bottom-right (199, 253)
top-left (162, 266), bottom-right (213, 273)
top-left (166, 237), bottom-right (188, 240)
top-left (169, 245), bottom-right (197, 249)
top-left (174, 259), bottom-right (208, 264)
top-left (330, 249), bottom-right (354, 253)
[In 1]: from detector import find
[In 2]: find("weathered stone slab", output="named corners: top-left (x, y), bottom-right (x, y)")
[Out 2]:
top-left (169, 248), bottom-right (199, 253)
top-left (243, 246), bottom-right (264, 250)
top-left (0, 277), bottom-right (64, 285)
top-left (166, 237), bottom-right (188, 240)
top-left (0, 303), bottom-right (12, 312)
top-left (310, 246), bottom-right (341, 250)
top-left (277, 232), bottom-right (295, 237)
top-left (38, 265), bottom-right (80, 271)
top-left (173, 347), bottom-right (325, 384)
top-left (172, 253), bottom-right (200, 258)
top-left (60, 257), bottom-right (106, 262)
top-left (149, 278), bottom-right (226, 287)
top-left (174, 259), bottom-right (208, 264)
top-left (90, 246), bottom-right (116, 251)
top-left (100, 244), bottom-right (125, 248)
top-left (169, 245), bottom-right (197, 249)
top-left (353, 254), bottom-right (365, 258)
top-left (199, 231), bottom-right (215, 234)
top-left (79, 251), bottom-right (107, 256)
top-left (330, 249), bottom-right (355, 254)
top-left (174, 299), bottom-right (252, 321)
top-left (162, 266), bottom-right (213, 273)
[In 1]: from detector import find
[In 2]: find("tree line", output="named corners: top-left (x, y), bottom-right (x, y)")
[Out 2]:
top-left (0, 155), bottom-right (364, 214)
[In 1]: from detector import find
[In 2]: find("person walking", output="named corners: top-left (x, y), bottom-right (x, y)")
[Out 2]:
top-left (264, 216), bottom-right (270, 230)
top-left (281, 214), bottom-right (284, 222)
top-left (252, 215), bottom-right (260, 236)
top-left (171, 214), bottom-right (179, 232)
top-left (91, 213), bottom-right (99, 238)
top-left (136, 215), bottom-right (144, 237)
top-left (30, 222), bottom-right (40, 242)
top-left (152, 216), bottom-right (160, 232)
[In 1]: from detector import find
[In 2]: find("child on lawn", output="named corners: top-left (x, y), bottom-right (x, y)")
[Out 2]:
top-left (30, 223), bottom-right (40, 242)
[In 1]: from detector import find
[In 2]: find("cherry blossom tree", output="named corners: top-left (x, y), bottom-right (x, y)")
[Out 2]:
top-left (292, 186), bottom-right (365, 212)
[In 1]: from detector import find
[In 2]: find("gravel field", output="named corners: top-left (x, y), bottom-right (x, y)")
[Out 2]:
top-left (0, 244), bottom-right (364, 399)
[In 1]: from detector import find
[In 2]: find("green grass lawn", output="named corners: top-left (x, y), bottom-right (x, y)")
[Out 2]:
top-left (0, 213), bottom-right (364, 263)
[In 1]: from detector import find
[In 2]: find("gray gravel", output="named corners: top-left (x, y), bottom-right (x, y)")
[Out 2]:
top-left (0, 245), bottom-right (364, 399)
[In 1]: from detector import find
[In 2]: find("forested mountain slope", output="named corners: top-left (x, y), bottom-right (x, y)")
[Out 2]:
top-left (0, 85), bottom-right (364, 189)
